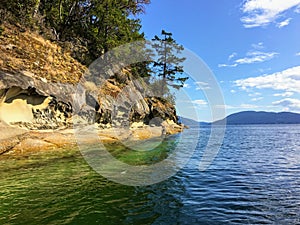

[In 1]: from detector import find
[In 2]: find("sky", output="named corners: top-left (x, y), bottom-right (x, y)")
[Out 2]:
top-left (139, 0), bottom-right (300, 122)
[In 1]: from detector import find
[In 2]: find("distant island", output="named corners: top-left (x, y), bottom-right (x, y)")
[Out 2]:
top-left (179, 117), bottom-right (209, 127)
top-left (180, 111), bottom-right (300, 126)
top-left (214, 111), bottom-right (300, 125)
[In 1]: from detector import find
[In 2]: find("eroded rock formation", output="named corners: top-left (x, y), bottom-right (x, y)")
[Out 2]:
top-left (0, 70), bottom-right (180, 131)
top-left (0, 71), bottom-right (73, 129)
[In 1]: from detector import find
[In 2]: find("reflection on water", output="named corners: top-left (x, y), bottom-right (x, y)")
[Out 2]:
top-left (1, 125), bottom-right (300, 224)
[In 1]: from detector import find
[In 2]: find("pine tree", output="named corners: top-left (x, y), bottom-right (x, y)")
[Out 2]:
top-left (151, 30), bottom-right (188, 96)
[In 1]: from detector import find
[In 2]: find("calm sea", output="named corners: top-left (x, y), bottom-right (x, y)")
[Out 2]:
top-left (1, 125), bottom-right (300, 224)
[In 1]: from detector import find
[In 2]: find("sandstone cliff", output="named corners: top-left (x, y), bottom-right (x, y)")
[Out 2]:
top-left (0, 23), bottom-right (183, 155)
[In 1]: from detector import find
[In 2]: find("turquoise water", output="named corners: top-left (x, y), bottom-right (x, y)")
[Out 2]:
top-left (1, 125), bottom-right (300, 224)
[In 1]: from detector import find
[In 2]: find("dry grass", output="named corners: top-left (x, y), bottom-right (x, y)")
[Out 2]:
top-left (0, 23), bottom-right (86, 84)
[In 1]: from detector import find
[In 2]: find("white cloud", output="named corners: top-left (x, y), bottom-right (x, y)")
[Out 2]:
top-left (183, 83), bottom-right (190, 88)
top-left (192, 99), bottom-right (208, 106)
top-left (219, 44), bottom-right (277, 68)
top-left (228, 53), bottom-right (237, 60)
top-left (251, 97), bottom-right (264, 102)
top-left (273, 98), bottom-right (300, 111)
top-left (230, 90), bottom-right (236, 93)
top-left (252, 42), bottom-right (264, 49)
top-left (235, 66), bottom-right (300, 93)
top-left (296, 52), bottom-right (300, 56)
top-left (258, 67), bottom-right (272, 73)
top-left (215, 104), bottom-right (259, 110)
top-left (276, 18), bottom-right (292, 28)
top-left (195, 81), bottom-right (208, 86)
top-left (273, 92), bottom-right (294, 97)
top-left (195, 81), bottom-right (211, 90)
top-left (240, 104), bottom-right (260, 109)
top-left (235, 51), bottom-right (278, 64)
top-left (220, 51), bottom-right (278, 67)
top-left (248, 92), bottom-right (262, 97)
top-left (241, 0), bottom-right (300, 28)
top-left (218, 63), bottom-right (238, 68)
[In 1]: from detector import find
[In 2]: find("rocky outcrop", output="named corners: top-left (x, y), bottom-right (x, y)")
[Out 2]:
top-left (0, 70), bottom-right (181, 131)
top-left (0, 71), bottom-right (73, 129)
top-left (0, 23), bottom-right (184, 155)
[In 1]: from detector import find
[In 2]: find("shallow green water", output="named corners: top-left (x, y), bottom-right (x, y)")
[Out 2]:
top-left (1, 125), bottom-right (300, 224)
top-left (0, 135), bottom-right (182, 225)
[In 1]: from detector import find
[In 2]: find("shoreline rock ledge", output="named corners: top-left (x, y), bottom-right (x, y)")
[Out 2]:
top-left (0, 71), bottom-right (184, 155)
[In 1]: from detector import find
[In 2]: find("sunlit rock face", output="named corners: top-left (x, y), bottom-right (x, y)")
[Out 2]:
top-left (0, 71), bottom-right (180, 130)
top-left (0, 72), bottom-right (74, 129)
top-left (0, 86), bottom-right (72, 129)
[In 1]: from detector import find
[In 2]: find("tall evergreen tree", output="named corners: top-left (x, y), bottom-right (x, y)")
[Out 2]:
top-left (151, 30), bottom-right (188, 95)
top-left (86, 0), bottom-right (144, 56)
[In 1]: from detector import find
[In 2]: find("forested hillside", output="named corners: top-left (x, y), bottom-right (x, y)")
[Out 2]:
top-left (0, 0), bottom-right (149, 65)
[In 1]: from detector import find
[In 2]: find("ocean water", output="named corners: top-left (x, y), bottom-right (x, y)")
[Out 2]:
top-left (1, 125), bottom-right (300, 224)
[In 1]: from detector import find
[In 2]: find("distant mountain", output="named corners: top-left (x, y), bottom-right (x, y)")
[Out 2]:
top-left (214, 111), bottom-right (300, 125)
top-left (178, 117), bottom-right (210, 127)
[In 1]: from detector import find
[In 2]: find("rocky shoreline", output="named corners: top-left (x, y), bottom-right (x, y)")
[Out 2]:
top-left (0, 70), bottom-right (184, 156)
top-left (0, 23), bottom-right (185, 156)
top-left (0, 70), bottom-right (185, 155)
top-left (0, 120), bottom-right (183, 156)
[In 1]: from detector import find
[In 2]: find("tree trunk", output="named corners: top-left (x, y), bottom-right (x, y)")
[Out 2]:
top-left (162, 34), bottom-right (167, 96)
top-left (32, 0), bottom-right (41, 18)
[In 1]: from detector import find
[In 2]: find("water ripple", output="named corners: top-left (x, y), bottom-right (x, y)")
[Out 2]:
top-left (0, 125), bottom-right (300, 224)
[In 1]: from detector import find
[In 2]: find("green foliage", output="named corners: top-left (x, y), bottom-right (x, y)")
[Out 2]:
top-left (86, 0), bottom-right (145, 59)
top-left (0, 0), bottom-right (36, 24)
top-left (147, 77), bottom-right (176, 104)
top-left (0, 1), bottom-right (185, 109)
top-left (151, 30), bottom-right (188, 96)
top-left (0, 0), bottom-right (150, 65)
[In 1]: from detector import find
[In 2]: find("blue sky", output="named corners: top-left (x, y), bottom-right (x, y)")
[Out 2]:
top-left (139, 0), bottom-right (300, 122)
